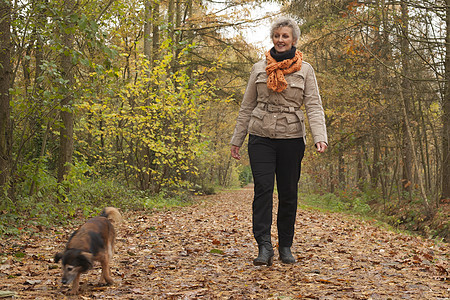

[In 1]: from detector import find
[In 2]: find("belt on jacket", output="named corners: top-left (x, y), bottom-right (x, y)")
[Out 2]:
top-left (257, 102), bottom-right (301, 113)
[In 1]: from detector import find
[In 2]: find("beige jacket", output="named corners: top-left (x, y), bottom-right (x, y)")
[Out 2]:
top-left (231, 59), bottom-right (328, 147)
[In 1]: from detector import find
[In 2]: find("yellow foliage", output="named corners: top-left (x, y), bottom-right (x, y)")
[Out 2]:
top-left (76, 42), bottom-right (225, 192)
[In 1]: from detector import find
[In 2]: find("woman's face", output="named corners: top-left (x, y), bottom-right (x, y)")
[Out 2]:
top-left (272, 26), bottom-right (296, 53)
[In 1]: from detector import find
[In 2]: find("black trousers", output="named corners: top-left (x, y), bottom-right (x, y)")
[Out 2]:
top-left (248, 134), bottom-right (305, 247)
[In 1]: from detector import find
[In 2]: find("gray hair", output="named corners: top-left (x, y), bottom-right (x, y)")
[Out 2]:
top-left (270, 17), bottom-right (301, 42)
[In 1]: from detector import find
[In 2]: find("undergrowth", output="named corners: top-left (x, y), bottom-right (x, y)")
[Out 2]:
top-left (0, 161), bottom-right (193, 236)
top-left (299, 189), bottom-right (449, 243)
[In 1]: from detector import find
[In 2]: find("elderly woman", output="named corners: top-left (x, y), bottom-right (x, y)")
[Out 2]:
top-left (230, 16), bottom-right (328, 265)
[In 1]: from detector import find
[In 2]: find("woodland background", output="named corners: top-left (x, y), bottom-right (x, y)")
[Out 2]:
top-left (0, 0), bottom-right (449, 241)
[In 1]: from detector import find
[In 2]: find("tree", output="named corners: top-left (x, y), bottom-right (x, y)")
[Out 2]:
top-left (57, 0), bottom-right (76, 183)
top-left (144, 0), bottom-right (152, 61)
top-left (286, 0), bottom-right (444, 209)
top-left (0, 0), bottom-right (11, 189)
top-left (443, 0), bottom-right (450, 200)
top-left (398, 0), bottom-right (414, 195)
top-left (3, 0), bottom-right (266, 199)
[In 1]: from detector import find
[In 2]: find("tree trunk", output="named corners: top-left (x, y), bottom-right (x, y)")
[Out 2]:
top-left (338, 147), bottom-right (345, 188)
top-left (29, 0), bottom-right (47, 194)
top-left (175, 0), bottom-right (181, 57)
top-left (442, 0), bottom-right (450, 200)
top-left (57, 0), bottom-right (75, 183)
top-left (144, 0), bottom-right (152, 62)
top-left (399, 0), bottom-right (414, 196)
top-left (152, 0), bottom-right (160, 66)
top-left (398, 79), bottom-right (431, 215)
top-left (371, 134), bottom-right (381, 189)
top-left (0, 0), bottom-right (12, 189)
top-left (168, 0), bottom-right (175, 71)
top-left (168, 0), bottom-right (174, 42)
top-left (356, 146), bottom-right (365, 191)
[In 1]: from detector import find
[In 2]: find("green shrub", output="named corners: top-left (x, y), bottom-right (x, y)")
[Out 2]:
top-left (0, 158), bottom-right (192, 236)
top-left (300, 190), bottom-right (371, 216)
top-left (141, 191), bottom-right (192, 210)
top-left (238, 165), bottom-right (253, 187)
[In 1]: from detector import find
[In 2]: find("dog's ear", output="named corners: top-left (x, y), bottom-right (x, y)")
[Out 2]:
top-left (54, 252), bottom-right (63, 263)
top-left (78, 252), bottom-right (94, 272)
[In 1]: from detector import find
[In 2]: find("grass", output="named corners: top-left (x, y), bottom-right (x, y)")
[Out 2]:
top-left (298, 191), bottom-right (449, 243)
top-left (0, 176), bottom-right (195, 236)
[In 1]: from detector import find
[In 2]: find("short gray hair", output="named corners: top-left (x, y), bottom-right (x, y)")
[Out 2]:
top-left (270, 17), bottom-right (301, 42)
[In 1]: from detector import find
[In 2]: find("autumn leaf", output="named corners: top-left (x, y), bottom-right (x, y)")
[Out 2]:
top-left (0, 188), bottom-right (448, 299)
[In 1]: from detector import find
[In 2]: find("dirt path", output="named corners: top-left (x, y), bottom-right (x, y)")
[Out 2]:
top-left (0, 187), bottom-right (448, 299)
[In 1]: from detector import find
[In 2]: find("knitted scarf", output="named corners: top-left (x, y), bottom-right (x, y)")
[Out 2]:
top-left (265, 47), bottom-right (303, 93)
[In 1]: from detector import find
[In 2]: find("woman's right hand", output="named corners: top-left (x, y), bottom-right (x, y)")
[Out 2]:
top-left (231, 145), bottom-right (241, 160)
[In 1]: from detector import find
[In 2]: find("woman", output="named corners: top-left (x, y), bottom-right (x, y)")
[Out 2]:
top-left (230, 17), bottom-right (328, 266)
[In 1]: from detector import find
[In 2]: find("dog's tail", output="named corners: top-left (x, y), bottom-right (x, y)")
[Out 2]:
top-left (100, 207), bottom-right (122, 223)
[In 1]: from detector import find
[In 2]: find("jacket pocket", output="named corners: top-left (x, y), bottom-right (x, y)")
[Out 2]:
top-left (248, 108), bottom-right (266, 134)
top-left (284, 74), bottom-right (305, 101)
top-left (255, 72), bottom-right (269, 100)
top-left (280, 113), bottom-right (301, 134)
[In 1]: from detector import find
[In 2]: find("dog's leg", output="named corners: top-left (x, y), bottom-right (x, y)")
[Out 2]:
top-left (108, 243), bottom-right (114, 279)
top-left (98, 254), bottom-right (107, 285)
top-left (67, 273), bottom-right (81, 295)
top-left (99, 254), bottom-right (114, 285)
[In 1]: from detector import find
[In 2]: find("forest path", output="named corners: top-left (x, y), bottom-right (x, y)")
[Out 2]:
top-left (0, 187), bottom-right (448, 299)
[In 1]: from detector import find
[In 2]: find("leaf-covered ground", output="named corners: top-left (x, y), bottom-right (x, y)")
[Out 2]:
top-left (0, 187), bottom-right (448, 299)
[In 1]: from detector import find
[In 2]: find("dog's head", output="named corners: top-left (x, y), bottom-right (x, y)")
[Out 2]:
top-left (54, 249), bottom-right (94, 284)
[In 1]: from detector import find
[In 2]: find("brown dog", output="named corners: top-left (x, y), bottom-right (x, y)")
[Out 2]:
top-left (54, 207), bottom-right (122, 295)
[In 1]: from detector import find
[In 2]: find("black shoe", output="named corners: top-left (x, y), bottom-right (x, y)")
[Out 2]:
top-left (253, 244), bottom-right (274, 266)
top-left (279, 247), bottom-right (296, 264)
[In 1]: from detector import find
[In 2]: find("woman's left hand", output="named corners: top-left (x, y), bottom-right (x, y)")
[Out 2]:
top-left (316, 141), bottom-right (328, 153)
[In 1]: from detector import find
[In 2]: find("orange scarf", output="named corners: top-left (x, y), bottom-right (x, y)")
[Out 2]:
top-left (265, 50), bottom-right (303, 93)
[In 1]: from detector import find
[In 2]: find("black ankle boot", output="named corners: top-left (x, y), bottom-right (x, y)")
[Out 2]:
top-left (279, 247), bottom-right (296, 264)
top-left (253, 244), bottom-right (274, 266)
